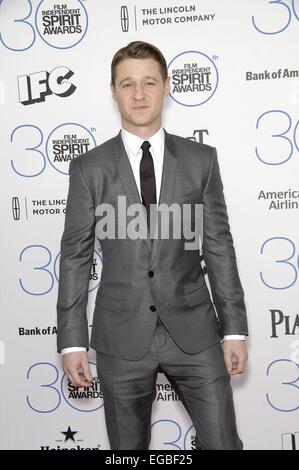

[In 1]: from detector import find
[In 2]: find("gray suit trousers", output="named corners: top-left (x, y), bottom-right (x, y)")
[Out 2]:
top-left (96, 318), bottom-right (243, 450)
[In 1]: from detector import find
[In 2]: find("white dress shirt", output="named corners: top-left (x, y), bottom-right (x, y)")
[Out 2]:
top-left (61, 127), bottom-right (244, 355)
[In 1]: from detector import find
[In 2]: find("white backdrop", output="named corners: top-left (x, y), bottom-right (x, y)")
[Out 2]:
top-left (1, 0), bottom-right (299, 450)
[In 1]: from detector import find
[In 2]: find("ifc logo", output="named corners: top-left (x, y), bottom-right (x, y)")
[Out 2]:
top-left (35, 0), bottom-right (88, 49)
top-left (168, 51), bottom-right (219, 107)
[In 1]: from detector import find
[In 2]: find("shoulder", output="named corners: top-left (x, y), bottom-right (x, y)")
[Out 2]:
top-left (166, 131), bottom-right (215, 163)
top-left (71, 133), bottom-right (119, 171)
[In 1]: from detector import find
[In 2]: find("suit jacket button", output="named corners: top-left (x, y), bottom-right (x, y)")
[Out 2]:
top-left (150, 305), bottom-right (156, 312)
top-left (148, 270), bottom-right (154, 277)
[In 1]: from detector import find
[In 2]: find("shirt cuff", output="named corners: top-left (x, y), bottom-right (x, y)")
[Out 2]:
top-left (61, 347), bottom-right (87, 355)
top-left (223, 335), bottom-right (246, 341)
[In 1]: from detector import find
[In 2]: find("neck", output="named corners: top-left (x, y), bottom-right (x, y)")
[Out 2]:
top-left (122, 121), bottom-right (162, 140)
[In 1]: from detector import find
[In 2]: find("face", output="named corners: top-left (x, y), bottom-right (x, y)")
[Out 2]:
top-left (111, 58), bottom-right (170, 136)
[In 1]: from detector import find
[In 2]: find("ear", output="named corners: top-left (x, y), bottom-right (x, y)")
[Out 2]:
top-left (164, 76), bottom-right (170, 96)
top-left (110, 83), bottom-right (117, 102)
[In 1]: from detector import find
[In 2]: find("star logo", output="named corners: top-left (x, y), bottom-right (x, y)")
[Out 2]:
top-left (61, 426), bottom-right (78, 442)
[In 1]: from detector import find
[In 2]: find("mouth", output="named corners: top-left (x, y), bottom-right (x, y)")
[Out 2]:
top-left (133, 106), bottom-right (149, 111)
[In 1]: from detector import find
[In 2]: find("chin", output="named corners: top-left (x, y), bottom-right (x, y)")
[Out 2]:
top-left (131, 118), bottom-right (151, 126)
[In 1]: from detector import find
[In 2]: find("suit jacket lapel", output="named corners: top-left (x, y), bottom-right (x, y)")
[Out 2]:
top-left (113, 129), bottom-right (178, 260)
top-left (113, 131), bottom-right (151, 252)
top-left (150, 129), bottom-right (178, 266)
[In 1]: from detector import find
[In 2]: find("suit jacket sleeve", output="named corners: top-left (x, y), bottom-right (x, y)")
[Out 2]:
top-left (56, 157), bottom-right (95, 352)
top-left (202, 147), bottom-right (248, 336)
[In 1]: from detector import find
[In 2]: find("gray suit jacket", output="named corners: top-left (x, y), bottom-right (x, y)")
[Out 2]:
top-left (57, 130), bottom-right (248, 360)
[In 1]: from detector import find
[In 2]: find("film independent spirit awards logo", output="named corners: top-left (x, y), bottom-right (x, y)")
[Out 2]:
top-left (168, 50), bottom-right (219, 107)
top-left (35, 0), bottom-right (88, 48)
top-left (46, 123), bottom-right (96, 175)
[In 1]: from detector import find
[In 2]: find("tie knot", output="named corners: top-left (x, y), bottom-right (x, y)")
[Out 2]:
top-left (141, 141), bottom-right (151, 152)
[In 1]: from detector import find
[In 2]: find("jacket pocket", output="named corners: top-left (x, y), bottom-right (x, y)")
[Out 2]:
top-left (96, 295), bottom-right (123, 312)
top-left (175, 187), bottom-right (201, 204)
top-left (184, 284), bottom-right (211, 307)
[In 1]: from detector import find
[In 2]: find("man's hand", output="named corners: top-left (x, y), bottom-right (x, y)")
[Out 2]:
top-left (221, 340), bottom-right (248, 375)
top-left (62, 351), bottom-right (93, 387)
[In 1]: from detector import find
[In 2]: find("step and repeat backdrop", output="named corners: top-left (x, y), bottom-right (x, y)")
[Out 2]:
top-left (0, 0), bottom-right (298, 450)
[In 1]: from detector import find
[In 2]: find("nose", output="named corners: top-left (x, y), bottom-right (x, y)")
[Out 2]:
top-left (133, 83), bottom-right (145, 100)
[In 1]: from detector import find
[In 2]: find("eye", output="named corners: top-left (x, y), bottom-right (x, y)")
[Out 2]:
top-left (145, 82), bottom-right (155, 86)
top-left (123, 83), bottom-right (132, 88)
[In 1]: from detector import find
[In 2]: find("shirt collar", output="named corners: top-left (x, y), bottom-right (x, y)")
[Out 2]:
top-left (121, 127), bottom-right (164, 161)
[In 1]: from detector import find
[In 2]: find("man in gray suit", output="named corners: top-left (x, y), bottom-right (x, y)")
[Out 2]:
top-left (57, 41), bottom-right (248, 450)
